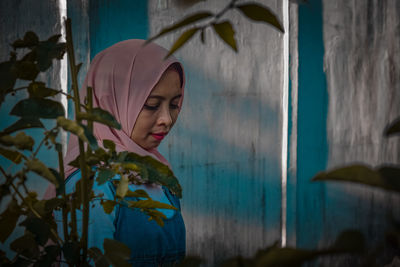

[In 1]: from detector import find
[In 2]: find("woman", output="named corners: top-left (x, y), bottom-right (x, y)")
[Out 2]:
top-left (50, 39), bottom-right (186, 266)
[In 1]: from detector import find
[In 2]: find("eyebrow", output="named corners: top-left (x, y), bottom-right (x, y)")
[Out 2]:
top-left (147, 94), bottom-right (182, 101)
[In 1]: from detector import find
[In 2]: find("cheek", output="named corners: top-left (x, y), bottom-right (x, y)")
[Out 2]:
top-left (171, 110), bottom-right (180, 125)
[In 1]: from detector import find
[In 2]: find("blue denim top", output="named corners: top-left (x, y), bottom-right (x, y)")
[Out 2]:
top-left (54, 169), bottom-right (186, 266)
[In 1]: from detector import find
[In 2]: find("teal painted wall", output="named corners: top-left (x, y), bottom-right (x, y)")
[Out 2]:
top-left (294, 0), bottom-right (328, 249)
top-left (89, 0), bottom-right (149, 59)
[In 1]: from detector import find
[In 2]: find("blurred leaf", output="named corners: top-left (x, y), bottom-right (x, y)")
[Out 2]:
top-left (12, 31), bottom-right (39, 49)
top-left (0, 199), bottom-right (20, 243)
top-left (26, 158), bottom-right (59, 187)
top-left (44, 197), bottom-right (64, 212)
top-left (62, 241), bottom-right (80, 265)
top-left (27, 81), bottom-right (59, 98)
top-left (36, 35), bottom-right (66, 72)
top-left (121, 162), bottom-right (141, 172)
top-left (384, 117), bottom-right (400, 137)
top-left (126, 189), bottom-right (150, 199)
top-left (177, 256), bottom-right (204, 267)
top-left (147, 12), bottom-right (213, 43)
top-left (13, 60), bottom-right (39, 81)
top-left (88, 247), bottom-right (109, 267)
top-left (37, 245), bottom-right (60, 267)
top-left (0, 60), bottom-right (17, 104)
top-left (312, 164), bottom-right (400, 193)
top-left (10, 232), bottom-right (39, 259)
top-left (331, 230), bottom-right (365, 253)
top-left (78, 107), bottom-right (121, 130)
top-left (80, 123), bottom-right (99, 150)
top-left (235, 3), bottom-right (284, 33)
top-left (97, 168), bottom-right (116, 185)
top-left (116, 175), bottom-right (129, 199)
top-left (166, 28), bottom-right (200, 59)
top-left (57, 117), bottom-right (92, 147)
top-left (2, 117), bottom-right (44, 135)
top-left (220, 256), bottom-right (254, 267)
top-left (0, 147), bottom-right (25, 164)
top-left (102, 200), bottom-right (117, 214)
top-left (0, 132), bottom-right (34, 150)
top-left (145, 209), bottom-right (167, 227)
top-left (11, 98), bottom-right (65, 118)
top-left (128, 199), bottom-right (177, 210)
top-left (103, 139), bottom-right (116, 152)
top-left (125, 152), bottom-right (182, 198)
top-left (103, 238), bottom-right (131, 267)
top-left (255, 246), bottom-right (317, 267)
top-left (212, 21), bottom-right (237, 52)
top-left (20, 217), bottom-right (51, 246)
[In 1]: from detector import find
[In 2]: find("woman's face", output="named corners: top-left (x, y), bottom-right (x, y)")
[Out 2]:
top-left (130, 69), bottom-right (182, 150)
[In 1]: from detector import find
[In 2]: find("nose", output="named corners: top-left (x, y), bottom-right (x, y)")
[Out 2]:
top-left (157, 106), bottom-right (173, 128)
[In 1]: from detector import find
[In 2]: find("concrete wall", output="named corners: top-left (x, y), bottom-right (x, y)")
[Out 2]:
top-left (148, 0), bottom-right (285, 264)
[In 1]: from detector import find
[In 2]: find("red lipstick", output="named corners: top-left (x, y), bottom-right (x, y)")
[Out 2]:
top-left (151, 132), bottom-right (166, 141)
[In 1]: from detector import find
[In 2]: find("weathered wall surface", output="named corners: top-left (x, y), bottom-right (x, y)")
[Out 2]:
top-left (148, 0), bottom-right (285, 265)
top-left (321, 0), bottom-right (400, 265)
top-left (0, 0), bottom-right (64, 255)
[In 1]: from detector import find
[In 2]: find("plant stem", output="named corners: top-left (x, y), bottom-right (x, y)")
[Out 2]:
top-left (57, 146), bottom-right (69, 241)
top-left (65, 18), bottom-right (89, 262)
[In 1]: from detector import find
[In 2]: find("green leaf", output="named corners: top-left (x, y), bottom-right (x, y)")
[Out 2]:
top-left (88, 247), bottom-right (109, 267)
top-left (0, 147), bottom-right (25, 164)
top-left (27, 81), bottom-right (59, 98)
top-left (0, 60), bottom-right (17, 103)
top-left (78, 107), bottom-right (121, 130)
top-left (147, 12), bottom-right (213, 43)
top-left (235, 3), bottom-right (284, 33)
top-left (331, 230), bottom-right (365, 253)
top-left (312, 164), bottom-right (400, 193)
top-left (126, 189), bottom-right (150, 199)
top-left (12, 31), bottom-right (39, 49)
top-left (124, 152), bottom-right (182, 198)
top-left (128, 199), bottom-right (177, 210)
top-left (212, 21), bottom-right (237, 52)
top-left (11, 98), bottom-right (65, 118)
top-left (20, 217), bottom-right (51, 246)
top-left (0, 132), bottom-right (34, 150)
top-left (58, 117), bottom-right (98, 149)
top-left (2, 117), bottom-right (44, 135)
top-left (255, 246), bottom-right (318, 267)
top-left (145, 209), bottom-right (167, 227)
top-left (102, 200), bottom-right (117, 214)
top-left (166, 28), bottom-right (200, 59)
top-left (0, 199), bottom-right (20, 243)
top-left (103, 238), bottom-right (131, 267)
top-left (13, 60), bottom-right (39, 81)
top-left (62, 241), bottom-right (80, 265)
top-left (97, 168), bottom-right (116, 185)
top-left (384, 117), bottom-right (400, 137)
top-left (116, 175), bottom-right (129, 199)
top-left (80, 123), bottom-right (99, 150)
top-left (103, 139), bottom-right (116, 152)
top-left (26, 158), bottom-right (59, 187)
top-left (10, 232), bottom-right (40, 259)
top-left (36, 36), bottom-right (66, 72)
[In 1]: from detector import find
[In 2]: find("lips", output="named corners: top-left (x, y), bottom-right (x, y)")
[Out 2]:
top-left (151, 132), bottom-right (167, 141)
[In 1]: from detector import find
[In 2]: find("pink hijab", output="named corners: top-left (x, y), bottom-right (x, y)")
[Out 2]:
top-left (44, 39), bottom-right (185, 199)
